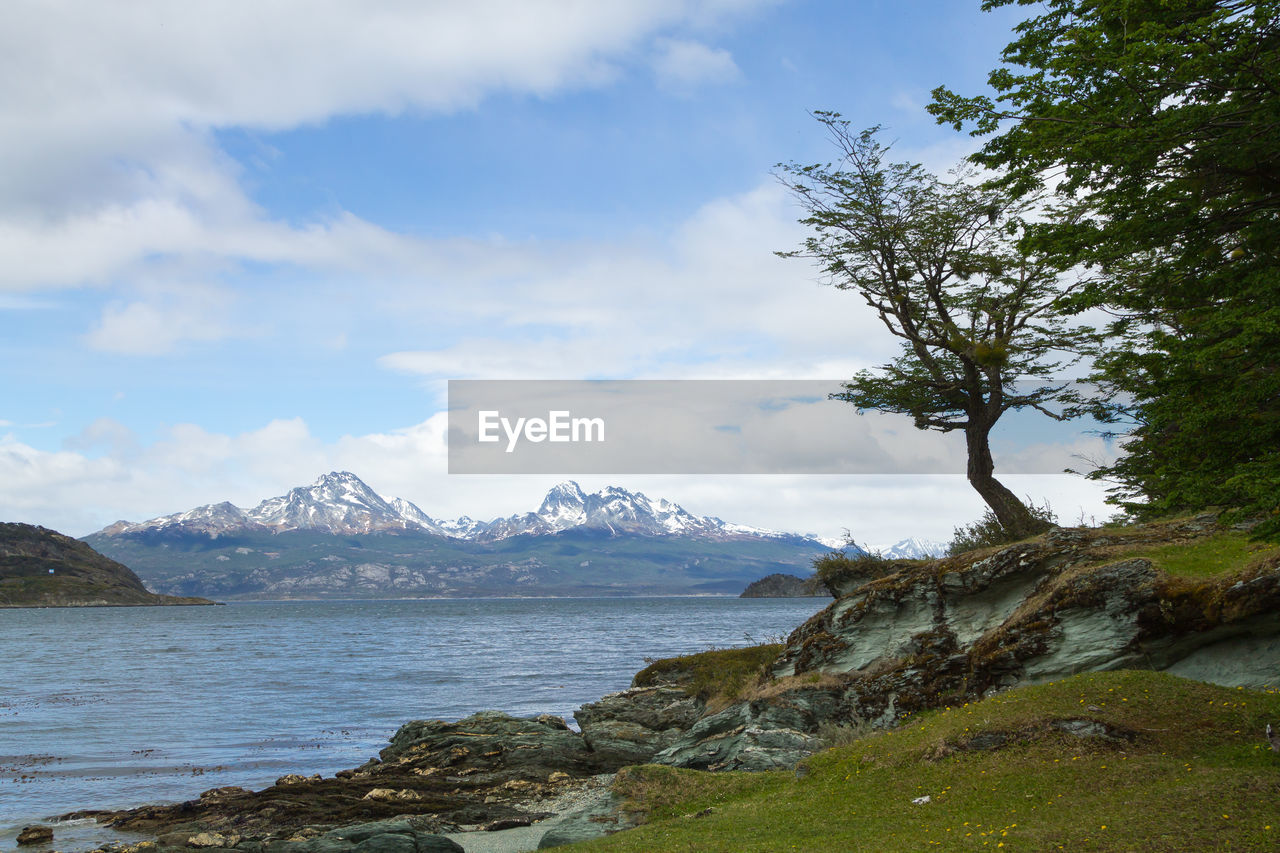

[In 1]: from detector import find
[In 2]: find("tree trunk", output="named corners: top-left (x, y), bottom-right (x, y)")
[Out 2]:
top-left (964, 422), bottom-right (1053, 540)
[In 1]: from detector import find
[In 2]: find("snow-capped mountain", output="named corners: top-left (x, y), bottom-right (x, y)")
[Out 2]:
top-left (248, 471), bottom-right (415, 534)
top-left (86, 472), bottom-right (844, 600)
top-left (107, 472), bottom-right (427, 538)
top-left (99, 501), bottom-right (262, 538)
top-left (96, 472), bottom-right (820, 545)
top-left (478, 482), bottom-right (729, 541)
top-left (876, 536), bottom-right (948, 559)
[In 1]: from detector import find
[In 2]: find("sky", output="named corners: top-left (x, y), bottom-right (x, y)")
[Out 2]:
top-left (0, 0), bottom-right (1118, 547)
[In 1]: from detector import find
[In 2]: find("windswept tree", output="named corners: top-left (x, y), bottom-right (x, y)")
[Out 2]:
top-left (929, 0), bottom-right (1280, 534)
top-left (777, 116), bottom-right (1094, 539)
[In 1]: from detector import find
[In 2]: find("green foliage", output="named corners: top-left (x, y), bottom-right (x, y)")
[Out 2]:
top-left (632, 644), bottom-right (785, 710)
top-left (929, 0), bottom-right (1280, 538)
top-left (947, 499), bottom-right (1058, 556)
top-left (599, 672), bottom-right (1280, 852)
top-left (810, 549), bottom-right (899, 595)
top-left (776, 119), bottom-right (1095, 538)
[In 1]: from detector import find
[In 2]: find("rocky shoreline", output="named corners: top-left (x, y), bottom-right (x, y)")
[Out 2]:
top-left (57, 690), bottom-right (693, 852)
top-left (29, 513), bottom-right (1280, 852)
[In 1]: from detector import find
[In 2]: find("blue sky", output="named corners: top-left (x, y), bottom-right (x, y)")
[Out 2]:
top-left (0, 0), bottom-right (1113, 543)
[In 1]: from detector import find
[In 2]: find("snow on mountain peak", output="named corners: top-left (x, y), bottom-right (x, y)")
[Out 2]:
top-left (875, 537), bottom-right (948, 559)
top-left (96, 472), bottom-right (835, 548)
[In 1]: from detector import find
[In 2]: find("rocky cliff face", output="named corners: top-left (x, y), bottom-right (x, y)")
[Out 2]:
top-left (652, 514), bottom-right (1280, 771)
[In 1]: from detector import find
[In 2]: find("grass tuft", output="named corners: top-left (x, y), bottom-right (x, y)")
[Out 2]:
top-left (1123, 531), bottom-right (1280, 579)
top-left (632, 645), bottom-right (785, 711)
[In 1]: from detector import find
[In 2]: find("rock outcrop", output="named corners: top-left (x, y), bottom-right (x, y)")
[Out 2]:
top-left (574, 686), bottom-right (705, 765)
top-left (651, 690), bottom-right (830, 771)
top-left (16, 825), bottom-right (54, 846)
top-left (655, 515), bottom-right (1280, 771)
top-left (377, 711), bottom-right (606, 783)
top-left (535, 790), bottom-right (636, 849)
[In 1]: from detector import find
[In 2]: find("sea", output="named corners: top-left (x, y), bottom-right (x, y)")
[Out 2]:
top-left (0, 597), bottom-right (823, 851)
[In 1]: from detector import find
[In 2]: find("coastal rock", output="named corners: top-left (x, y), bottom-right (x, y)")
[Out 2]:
top-left (574, 686), bottom-right (704, 765)
top-left (657, 516), bottom-right (1280, 770)
top-left (16, 825), bottom-right (54, 846)
top-left (77, 712), bottom-right (621, 841)
top-left (275, 775), bottom-right (321, 786)
top-left (381, 711), bottom-right (610, 782)
top-left (652, 687), bottom-right (834, 771)
top-left (187, 832), bottom-right (240, 848)
top-left (261, 818), bottom-right (463, 853)
top-left (361, 788), bottom-right (421, 803)
top-left (535, 791), bottom-right (635, 849)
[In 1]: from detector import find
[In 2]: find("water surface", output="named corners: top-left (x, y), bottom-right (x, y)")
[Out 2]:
top-left (0, 597), bottom-right (822, 849)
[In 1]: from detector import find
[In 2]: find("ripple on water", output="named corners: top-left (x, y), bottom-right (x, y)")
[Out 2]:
top-left (0, 596), bottom-right (822, 849)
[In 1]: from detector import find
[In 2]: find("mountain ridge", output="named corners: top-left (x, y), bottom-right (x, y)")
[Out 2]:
top-left (82, 472), bottom-right (839, 600)
top-left (95, 472), bottom-right (824, 546)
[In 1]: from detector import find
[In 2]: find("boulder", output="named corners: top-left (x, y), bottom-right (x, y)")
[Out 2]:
top-left (380, 711), bottom-right (608, 781)
top-left (16, 825), bottom-right (54, 846)
top-left (652, 688), bottom-right (834, 771)
top-left (187, 832), bottom-right (240, 848)
top-left (536, 791), bottom-right (635, 849)
top-left (574, 686), bottom-right (704, 765)
top-left (261, 819), bottom-right (462, 853)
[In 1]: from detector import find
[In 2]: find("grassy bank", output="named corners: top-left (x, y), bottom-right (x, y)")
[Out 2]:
top-left (580, 670), bottom-right (1280, 852)
top-left (632, 644), bottom-right (785, 712)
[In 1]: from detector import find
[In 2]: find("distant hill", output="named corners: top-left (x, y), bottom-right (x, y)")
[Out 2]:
top-left (0, 522), bottom-right (215, 608)
top-left (739, 573), bottom-right (828, 598)
top-left (84, 472), bottom-right (837, 599)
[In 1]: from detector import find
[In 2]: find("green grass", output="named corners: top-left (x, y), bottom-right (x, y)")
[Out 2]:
top-left (575, 671), bottom-right (1280, 852)
top-left (1123, 531), bottom-right (1280, 579)
top-left (632, 645), bottom-right (784, 710)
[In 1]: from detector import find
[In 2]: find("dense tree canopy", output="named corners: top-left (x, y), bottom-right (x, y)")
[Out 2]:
top-left (930, 0), bottom-right (1280, 534)
top-left (777, 118), bottom-right (1094, 538)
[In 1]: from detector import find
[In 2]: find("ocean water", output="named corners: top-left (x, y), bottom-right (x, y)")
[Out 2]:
top-left (0, 597), bottom-right (823, 849)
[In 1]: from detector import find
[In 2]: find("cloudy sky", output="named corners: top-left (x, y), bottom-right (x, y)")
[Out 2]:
top-left (0, 0), bottom-right (1115, 546)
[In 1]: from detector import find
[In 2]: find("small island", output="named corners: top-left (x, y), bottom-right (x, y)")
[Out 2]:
top-left (0, 522), bottom-right (216, 608)
top-left (739, 572), bottom-right (828, 598)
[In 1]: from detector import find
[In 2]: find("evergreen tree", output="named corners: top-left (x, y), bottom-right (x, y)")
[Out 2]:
top-left (930, 0), bottom-right (1280, 534)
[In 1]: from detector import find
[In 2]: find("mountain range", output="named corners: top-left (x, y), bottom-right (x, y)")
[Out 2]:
top-left (85, 473), bottom-right (841, 599)
top-left (97, 472), bottom-right (829, 545)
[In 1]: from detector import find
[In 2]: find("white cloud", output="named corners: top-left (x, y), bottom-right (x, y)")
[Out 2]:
top-left (0, 415), bottom-right (450, 535)
top-left (0, 0), bottom-right (778, 294)
top-left (84, 283), bottom-right (241, 354)
top-left (375, 181), bottom-right (897, 382)
top-left (0, 2), bottom-right (772, 134)
top-left (652, 38), bottom-right (741, 91)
